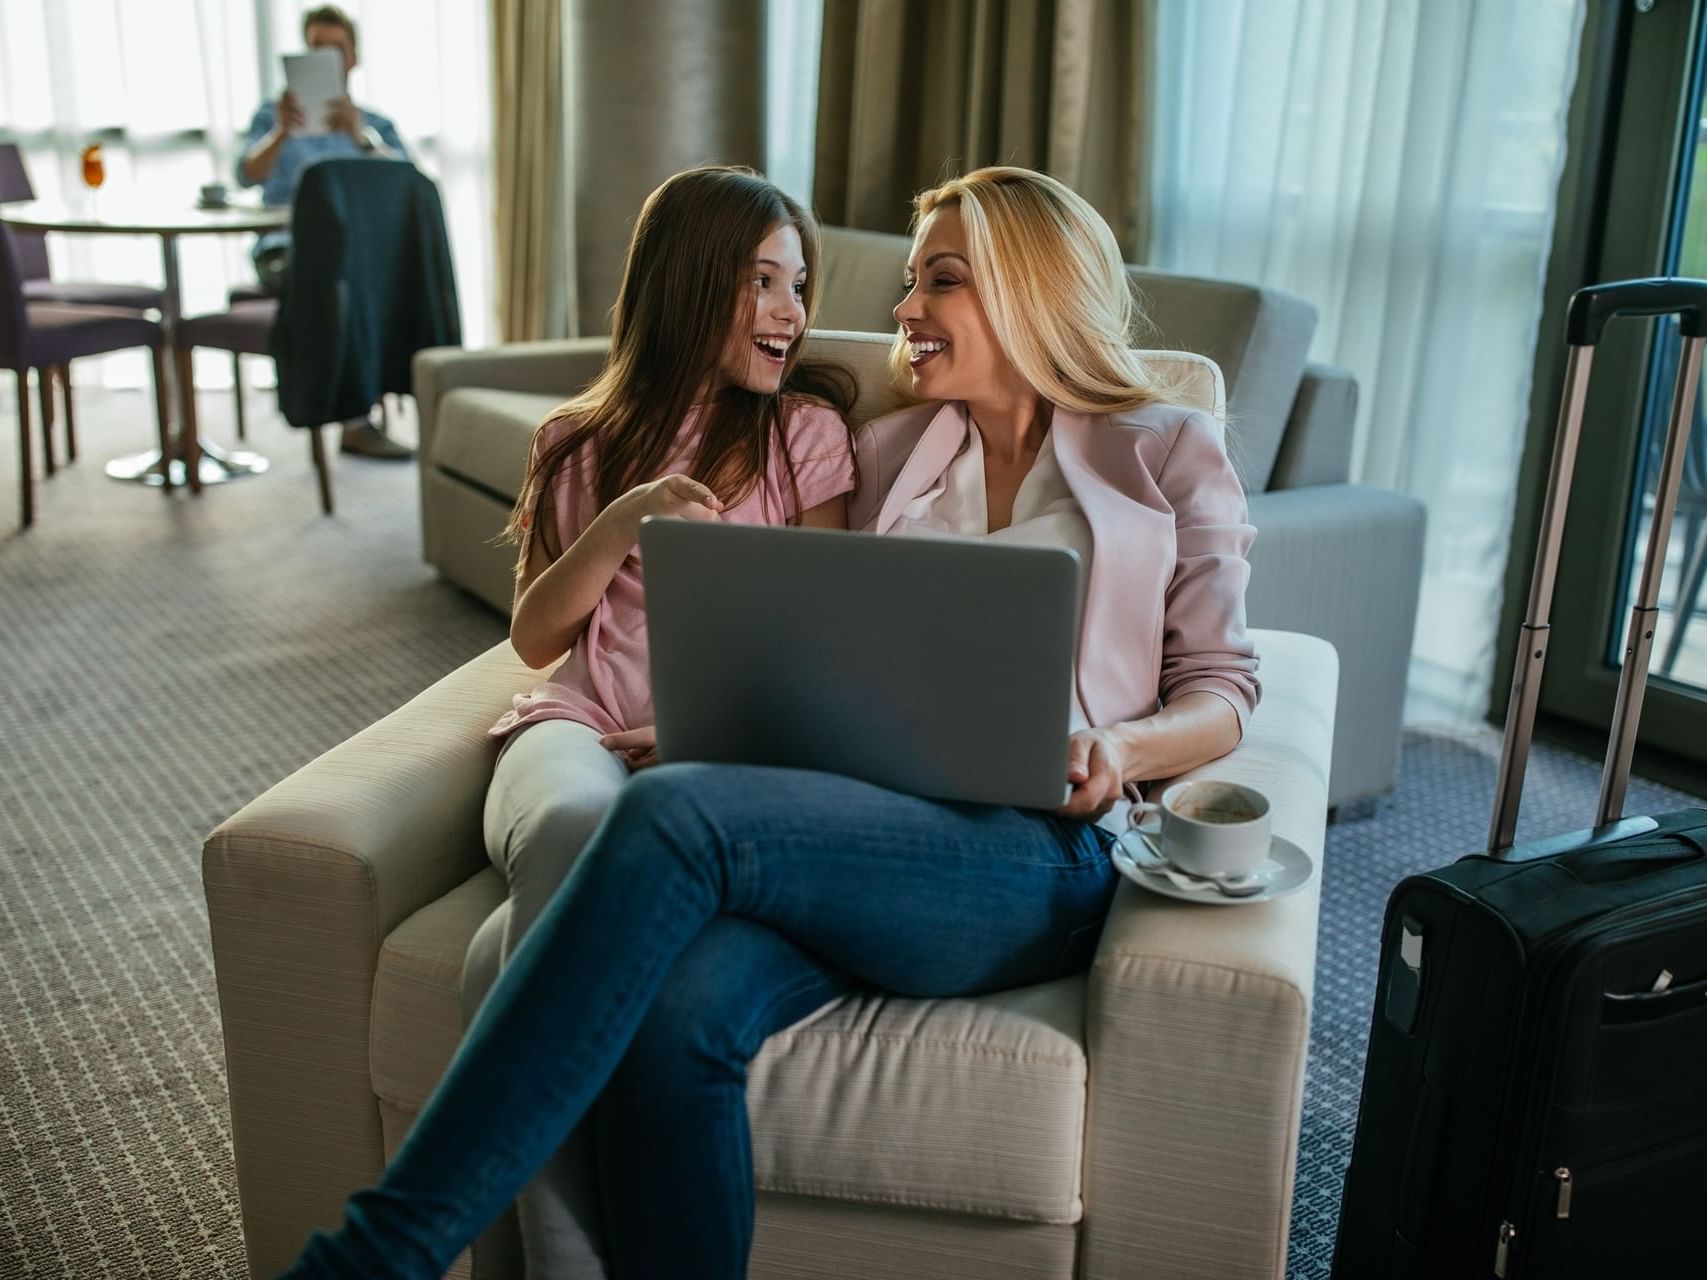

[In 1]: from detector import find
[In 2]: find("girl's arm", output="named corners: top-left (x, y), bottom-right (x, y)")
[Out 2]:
top-left (509, 475), bottom-right (723, 669)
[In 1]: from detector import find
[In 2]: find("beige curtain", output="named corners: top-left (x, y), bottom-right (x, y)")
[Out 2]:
top-left (814, 0), bottom-right (1154, 259)
top-left (491, 0), bottom-right (571, 341)
top-left (568, 0), bottom-right (766, 335)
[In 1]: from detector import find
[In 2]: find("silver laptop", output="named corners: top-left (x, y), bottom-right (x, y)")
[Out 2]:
top-left (640, 519), bottom-right (1081, 809)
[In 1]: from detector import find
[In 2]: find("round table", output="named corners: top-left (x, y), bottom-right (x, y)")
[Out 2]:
top-left (0, 198), bottom-right (289, 487)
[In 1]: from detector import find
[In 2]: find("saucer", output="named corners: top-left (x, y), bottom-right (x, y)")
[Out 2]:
top-left (1109, 832), bottom-right (1315, 906)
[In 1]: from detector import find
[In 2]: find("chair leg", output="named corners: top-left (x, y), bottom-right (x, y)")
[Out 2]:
top-left (59, 365), bottom-right (76, 462)
top-left (37, 365), bottom-right (55, 476)
top-left (16, 370), bottom-right (34, 528)
top-left (150, 345), bottom-right (174, 492)
top-left (309, 425), bottom-right (334, 515)
top-left (176, 347), bottom-right (202, 496)
top-left (1660, 515), bottom-right (1707, 676)
top-left (231, 352), bottom-right (246, 441)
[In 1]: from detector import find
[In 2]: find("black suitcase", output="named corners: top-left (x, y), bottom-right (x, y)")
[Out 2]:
top-left (1331, 280), bottom-right (1707, 1279)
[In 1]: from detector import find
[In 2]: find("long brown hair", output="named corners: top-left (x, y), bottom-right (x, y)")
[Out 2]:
top-left (502, 165), bottom-right (856, 563)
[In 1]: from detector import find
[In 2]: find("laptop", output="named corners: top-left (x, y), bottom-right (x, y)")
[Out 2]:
top-left (639, 518), bottom-right (1082, 809)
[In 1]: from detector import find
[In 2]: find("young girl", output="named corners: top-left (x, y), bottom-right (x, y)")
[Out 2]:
top-left (473, 164), bottom-right (857, 1274)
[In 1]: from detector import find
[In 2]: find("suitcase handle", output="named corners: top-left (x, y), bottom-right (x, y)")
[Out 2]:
top-left (1491, 277), bottom-right (1707, 853)
top-left (1566, 277), bottom-right (1707, 345)
top-left (1561, 831), bottom-right (1704, 884)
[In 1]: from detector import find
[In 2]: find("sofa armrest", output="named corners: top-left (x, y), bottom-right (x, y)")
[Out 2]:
top-left (1246, 485), bottom-right (1425, 806)
top-left (413, 338), bottom-right (612, 473)
top-left (202, 641), bottom-right (540, 1278)
top-left (1268, 362), bottom-right (1357, 490)
top-left (1080, 629), bottom-right (1336, 1280)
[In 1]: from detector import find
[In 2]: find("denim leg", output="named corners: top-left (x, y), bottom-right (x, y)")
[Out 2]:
top-left (595, 918), bottom-right (855, 1279)
top-left (282, 763), bottom-right (1115, 1279)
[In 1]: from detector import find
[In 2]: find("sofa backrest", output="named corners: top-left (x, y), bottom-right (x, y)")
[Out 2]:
top-left (801, 330), bottom-right (1225, 427)
top-left (817, 225), bottom-right (1314, 491)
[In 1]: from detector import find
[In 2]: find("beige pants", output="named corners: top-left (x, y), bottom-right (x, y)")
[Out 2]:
top-left (463, 718), bottom-right (629, 1280)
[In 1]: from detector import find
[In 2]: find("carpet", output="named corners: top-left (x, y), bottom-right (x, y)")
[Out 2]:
top-left (0, 387), bottom-right (1699, 1278)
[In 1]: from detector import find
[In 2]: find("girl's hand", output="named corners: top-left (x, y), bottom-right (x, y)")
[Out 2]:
top-left (600, 725), bottom-right (658, 770)
top-left (1058, 728), bottom-right (1126, 821)
top-left (615, 474), bottom-right (723, 540)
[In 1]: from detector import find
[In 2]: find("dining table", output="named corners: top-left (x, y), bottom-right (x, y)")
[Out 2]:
top-left (0, 195), bottom-right (288, 487)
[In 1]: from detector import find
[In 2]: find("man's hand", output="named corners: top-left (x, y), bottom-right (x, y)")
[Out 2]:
top-left (600, 725), bottom-right (658, 771)
top-left (1058, 728), bottom-right (1127, 821)
top-left (326, 95), bottom-right (362, 141)
top-left (613, 474), bottom-right (724, 543)
top-left (275, 89), bottom-right (307, 136)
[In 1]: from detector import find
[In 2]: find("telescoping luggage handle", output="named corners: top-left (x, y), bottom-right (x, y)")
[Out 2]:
top-left (1489, 277), bottom-right (1707, 856)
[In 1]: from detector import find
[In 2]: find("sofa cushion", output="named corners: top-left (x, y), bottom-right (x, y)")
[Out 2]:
top-left (431, 389), bottom-right (563, 498)
top-left (371, 871), bottom-right (1091, 1225)
top-left (817, 227), bottom-right (912, 333)
top-left (802, 330), bottom-right (914, 426)
top-left (1129, 269), bottom-right (1315, 492)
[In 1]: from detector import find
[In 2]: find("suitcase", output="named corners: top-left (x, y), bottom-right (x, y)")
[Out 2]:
top-left (1331, 279), bottom-right (1707, 1279)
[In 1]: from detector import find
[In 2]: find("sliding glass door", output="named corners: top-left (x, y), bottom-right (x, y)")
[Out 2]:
top-left (1529, 0), bottom-right (1707, 769)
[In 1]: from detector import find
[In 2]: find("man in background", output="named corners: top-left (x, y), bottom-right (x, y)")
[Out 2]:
top-left (237, 4), bottom-right (413, 459)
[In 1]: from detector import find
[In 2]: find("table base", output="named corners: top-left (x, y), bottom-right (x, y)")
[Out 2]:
top-left (104, 442), bottom-right (271, 487)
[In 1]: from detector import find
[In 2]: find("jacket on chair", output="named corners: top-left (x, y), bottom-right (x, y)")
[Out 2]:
top-left (272, 157), bottom-right (461, 428)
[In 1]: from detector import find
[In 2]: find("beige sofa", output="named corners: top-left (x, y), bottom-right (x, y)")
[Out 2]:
top-left (414, 225), bottom-right (1422, 809)
top-left (206, 336), bottom-right (1339, 1280)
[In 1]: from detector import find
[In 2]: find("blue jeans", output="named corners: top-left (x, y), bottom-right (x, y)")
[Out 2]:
top-left (281, 763), bottom-right (1118, 1279)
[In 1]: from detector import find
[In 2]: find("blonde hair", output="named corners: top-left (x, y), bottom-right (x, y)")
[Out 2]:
top-left (890, 166), bottom-right (1190, 413)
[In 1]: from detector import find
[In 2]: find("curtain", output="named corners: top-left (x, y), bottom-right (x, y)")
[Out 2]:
top-left (766, 0), bottom-right (826, 208)
top-left (812, 0), bottom-right (1154, 258)
top-left (1148, 0), bottom-right (1587, 726)
top-left (491, 0), bottom-right (568, 341)
top-left (0, 0), bottom-right (494, 385)
top-left (567, 0), bottom-right (766, 336)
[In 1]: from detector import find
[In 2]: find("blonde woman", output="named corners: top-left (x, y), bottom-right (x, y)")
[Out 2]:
top-left (280, 167), bottom-right (1260, 1280)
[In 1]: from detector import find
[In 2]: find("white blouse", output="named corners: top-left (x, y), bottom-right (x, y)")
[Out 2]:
top-left (889, 424), bottom-right (1128, 834)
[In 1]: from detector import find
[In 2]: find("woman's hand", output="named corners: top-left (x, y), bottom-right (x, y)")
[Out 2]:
top-left (1058, 728), bottom-right (1127, 821)
top-left (613, 474), bottom-right (723, 543)
top-left (600, 725), bottom-right (658, 770)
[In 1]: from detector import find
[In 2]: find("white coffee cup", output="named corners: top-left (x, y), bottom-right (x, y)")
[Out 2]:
top-left (1130, 779), bottom-right (1272, 879)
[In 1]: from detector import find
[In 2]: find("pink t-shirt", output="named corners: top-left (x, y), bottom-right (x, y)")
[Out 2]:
top-left (490, 400), bottom-right (856, 739)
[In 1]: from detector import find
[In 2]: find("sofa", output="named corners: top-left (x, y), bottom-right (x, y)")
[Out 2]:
top-left (414, 225), bottom-right (1423, 809)
top-left (205, 338), bottom-right (1340, 1280)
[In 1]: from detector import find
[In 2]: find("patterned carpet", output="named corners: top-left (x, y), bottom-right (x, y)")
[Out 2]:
top-left (0, 388), bottom-right (1700, 1279)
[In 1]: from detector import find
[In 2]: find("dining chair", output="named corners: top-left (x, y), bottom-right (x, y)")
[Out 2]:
top-left (0, 142), bottom-right (169, 473)
top-left (173, 299), bottom-right (344, 513)
top-left (0, 221), bottom-right (171, 528)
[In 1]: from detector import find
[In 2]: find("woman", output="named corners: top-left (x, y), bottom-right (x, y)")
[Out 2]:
top-left (282, 166), bottom-right (1259, 1280)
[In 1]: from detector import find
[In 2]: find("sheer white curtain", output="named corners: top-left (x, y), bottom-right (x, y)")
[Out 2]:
top-left (1149, 0), bottom-right (1586, 726)
top-left (0, 0), bottom-right (492, 388)
top-left (766, 0), bottom-right (824, 210)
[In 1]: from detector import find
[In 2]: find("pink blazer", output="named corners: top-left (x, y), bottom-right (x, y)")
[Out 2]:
top-left (849, 399), bottom-right (1261, 735)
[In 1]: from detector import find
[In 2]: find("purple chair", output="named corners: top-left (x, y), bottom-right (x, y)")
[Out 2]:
top-left (0, 143), bottom-right (168, 472)
top-left (1, 220), bottom-right (171, 528)
top-left (173, 300), bottom-right (343, 512)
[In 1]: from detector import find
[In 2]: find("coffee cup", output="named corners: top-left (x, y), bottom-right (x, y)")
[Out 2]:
top-left (1129, 779), bottom-right (1272, 880)
top-left (199, 182), bottom-right (228, 208)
